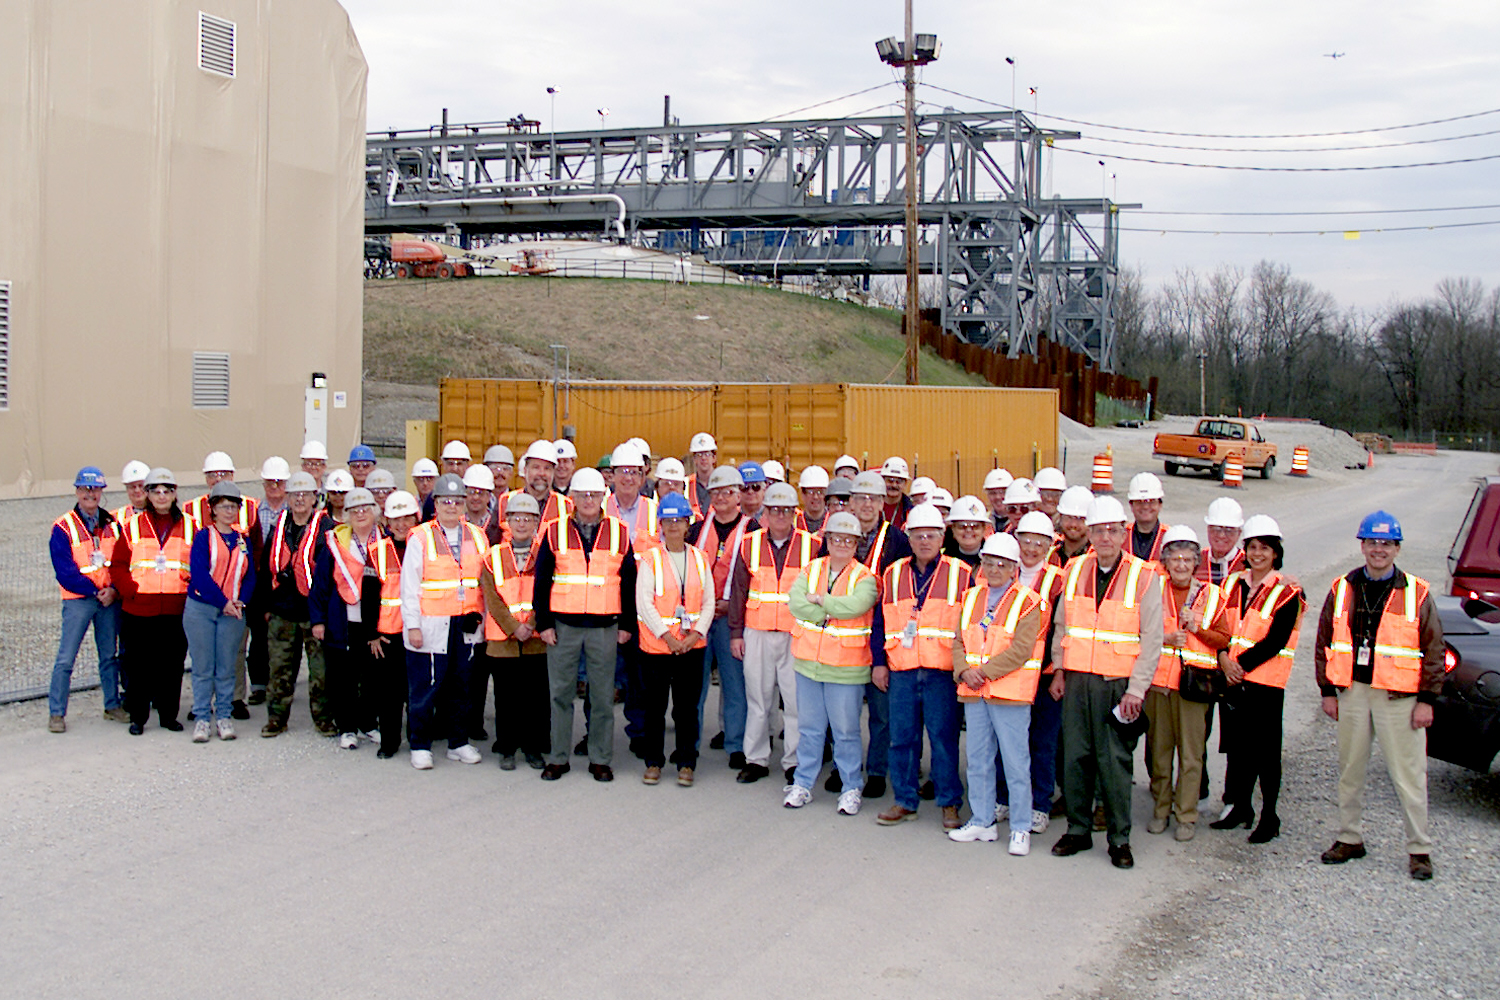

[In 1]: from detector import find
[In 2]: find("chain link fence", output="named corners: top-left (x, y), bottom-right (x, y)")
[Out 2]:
top-left (0, 495), bottom-right (99, 703)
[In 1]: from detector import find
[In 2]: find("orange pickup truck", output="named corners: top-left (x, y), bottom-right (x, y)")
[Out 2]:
top-left (1153, 418), bottom-right (1279, 479)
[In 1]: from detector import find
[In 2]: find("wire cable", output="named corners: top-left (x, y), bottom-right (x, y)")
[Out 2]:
top-left (765, 82), bottom-right (900, 122)
top-left (1129, 204), bottom-right (1500, 217)
top-left (1117, 218), bottom-right (1500, 236)
top-left (1075, 127), bottom-right (1500, 154)
top-left (1055, 144), bottom-right (1500, 171)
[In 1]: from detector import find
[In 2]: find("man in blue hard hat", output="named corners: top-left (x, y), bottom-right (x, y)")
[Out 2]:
top-left (348, 444), bottom-right (378, 490)
top-left (48, 467), bottom-right (126, 732)
top-left (737, 461), bottom-right (768, 525)
top-left (1314, 510), bottom-right (1444, 881)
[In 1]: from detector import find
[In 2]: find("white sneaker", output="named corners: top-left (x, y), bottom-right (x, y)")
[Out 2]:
top-left (338, 732), bottom-right (359, 750)
top-left (363, 730), bottom-right (380, 744)
top-left (411, 750), bottom-right (434, 770)
top-left (948, 820), bottom-right (999, 843)
top-left (1031, 810), bottom-right (1051, 834)
top-left (192, 720), bottom-right (211, 743)
top-left (783, 784), bottom-right (813, 809)
top-left (447, 744), bottom-right (482, 764)
top-left (1218, 802), bottom-right (1236, 822)
top-left (837, 789), bottom-right (862, 816)
top-left (995, 804), bottom-right (1010, 823)
top-left (1009, 830), bottom-right (1031, 856)
top-left (216, 719), bottom-right (236, 740)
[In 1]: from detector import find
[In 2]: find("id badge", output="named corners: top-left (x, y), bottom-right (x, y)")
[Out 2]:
top-left (154, 552), bottom-right (168, 574)
top-left (901, 619), bottom-right (918, 649)
top-left (1355, 644), bottom-right (1372, 666)
top-left (675, 605), bottom-right (689, 626)
top-left (89, 550), bottom-right (105, 571)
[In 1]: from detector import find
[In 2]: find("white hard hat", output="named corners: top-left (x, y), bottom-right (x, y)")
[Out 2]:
top-left (1161, 524), bottom-right (1201, 549)
top-left (707, 465), bottom-right (744, 490)
top-left (1056, 486), bottom-right (1095, 518)
top-left (762, 460), bottom-right (786, 483)
top-left (627, 437), bottom-right (651, 459)
top-left (554, 439), bottom-right (578, 460)
top-left (983, 467), bottom-right (1015, 491)
top-left (1205, 496), bottom-right (1245, 529)
top-left (504, 493), bottom-right (541, 517)
top-left (1127, 472), bottom-right (1165, 501)
top-left (365, 468), bottom-right (398, 491)
top-left (1085, 495), bottom-right (1128, 526)
top-left (463, 465), bottom-right (495, 491)
top-left (287, 471), bottom-right (318, 493)
top-left (880, 456), bottom-right (910, 480)
top-left (798, 465), bottom-right (830, 489)
top-left (690, 432), bottom-right (717, 453)
top-left (384, 490), bottom-right (420, 518)
top-left (822, 512), bottom-right (863, 537)
top-left (909, 476), bottom-right (936, 497)
top-left (260, 456), bottom-right (291, 481)
top-left (946, 495), bottom-right (990, 523)
top-left (834, 454), bottom-right (860, 473)
top-left (610, 443), bottom-right (645, 469)
top-left (1003, 479), bottom-right (1041, 505)
top-left (344, 488), bottom-right (377, 510)
top-left (904, 502), bottom-right (946, 532)
top-left (1241, 514), bottom-right (1283, 540)
top-left (325, 469), bottom-right (354, 492)
top-left (1015, 511), bottom-right (1057, 539)
top-left (202, 451), bottom-right (235, 473)
top-left (927, 487), bottom-right (954, 509)
top-left (655, 457), bottom-right (686, 482)
top-left (300, 441), bottom-right (329, 461)
top-left (522, 439), bottom-right (559, 465)
top-left (763, 482), bottom-right (800, 507)
top-left (412, 458), bottom-right (439, 478)
top-left (1033, 467), bottom-right (1067, 492)
top-left (851, 471), bottom-right (886, 496)
top-left (121, 460), bottom-right (151, 484)
top-left (441, 440), bottom-right (472, 461)
top-left (981, 532), bottom-right (1021, 562)
top-left (483, 444), bottom-right (515, 466)
top-left (569, 467), bottom-right (607, 493)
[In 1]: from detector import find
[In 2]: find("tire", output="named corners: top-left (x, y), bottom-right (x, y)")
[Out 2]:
top-left (436, 264), bottom-right (454, 279)
top-left (1163, 461), bottom-right (1179, 476)
top-left (1210, 462), bottom-right (1223, 480)
top-left (394, 264), bottom-right (411, 279)
top-left (1260, 457), bottom-right (1275, 480)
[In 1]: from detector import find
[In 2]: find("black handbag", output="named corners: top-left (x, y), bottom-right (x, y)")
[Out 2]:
top-left (1177, 651), bottom-right (1224, 703)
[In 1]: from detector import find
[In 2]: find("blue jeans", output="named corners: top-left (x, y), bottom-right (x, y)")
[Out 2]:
top-left (406, 618), bottom-right (475, 752)
top-left (49, 596), bottom-right (121, 716)
top-left (888, 668), bottom-right (963, 809)
top-left (696, 617), bottom-right (746, 753)
top-left (184, 598), bottom-right (246, 722)
top-left (964, 700), bottom-right (1032, 835)
top-left (865, 681), bottom-right (889, 777)
top-left (793, 673), bottom-right (864, 791)
top-left (997, 687), bottom-right (1064, 813)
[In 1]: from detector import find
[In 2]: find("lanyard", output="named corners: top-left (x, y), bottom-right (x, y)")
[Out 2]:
top-left (910, 563), bottom-right (939, 612)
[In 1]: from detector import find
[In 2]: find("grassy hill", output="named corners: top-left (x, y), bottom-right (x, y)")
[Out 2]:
top-left (363, 277), bottom-right (987, 386)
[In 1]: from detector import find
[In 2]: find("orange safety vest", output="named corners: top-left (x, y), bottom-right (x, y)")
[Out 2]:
top-left (499, 489), bottom-right (573, 526)
top-left (409, 520), bottom-right (487, 617)
top-left (606, 492), bottom-right (660, 556)
top-left (637, 544), bottom-right (711, 654)
top-left (794, 509), bottom-right (828, 535)
top-left (55, 509), bottom-right (119, 598)
top-left (1060, 551), bottom-right (1157, 679)
top-left (483, 542), bottom-right (538, 641)
top-left (956, 581), bottom-right (1046, 703)
top-left (862, 521), bottom-right (891, 572)
top-left (1046, 542), bottom-right (1089, 569)
top-left (125, 511), bottom-right (193, 595)
top-left (1196, 547), bottom-right (1246, 584)
top-left (1153, 579), bottom-right (1225, 690)
top-left (685, 473), bottom-right (709, 520)
top-left (270, 509), bottom-right (328, 597)
top-left (881, 555), bottom-right (971, 670)
top-left (1323, 572), bottom-right (1427, 694)
top-left (370, 536), bottom-right (404, 633)
top-left (791, 557), bottom-right (876, 669)
top-left (692, 514), bottom-right (751, 601)
top-left (547, 513), bottom-right (629, 615)
top-left (1130, 521), bottom-right (1169, 562)
top-left (742, 528), bottom-right (816, 633)
top-left (206, 529), bottom-right (251, 601)
top-left (113, 504), bottom-right (147, 527)
top-left (1226, 570), bottom-right (1303, 689)
top-left (184, 493), bottom-right (259, 535)
top-left (325, 524), bottom-right (400, 631)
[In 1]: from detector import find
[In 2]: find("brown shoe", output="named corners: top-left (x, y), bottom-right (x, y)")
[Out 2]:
top-left (941, 805), bottom-right (962, 830)
top-left (876, 804), bottom-right (919, 826)
top-left (260, 719), bottom-right (286, 738)
top-left (677, 767), bottom-right (695, 787)
top-left (48, 716), bottom-right (65, 733)
top-left (1092, 804), bottom-right (1107, 831)
top-left (103, 707), bottom-right (130, 723)
top-left (1320, 840), bottom-right (1367, 865)
top-left (1409, 854), bottom-right (1433, 881)
top-left (642, 766), bottom-right (662, 785)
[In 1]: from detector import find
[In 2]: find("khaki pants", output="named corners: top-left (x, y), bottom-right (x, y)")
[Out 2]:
top-left (1144, 688), bottom-right (1211, 824)
top-left (1336, 682), bottom-right (1431, 854)
top-left (743, 628), bottom-right (798, 771)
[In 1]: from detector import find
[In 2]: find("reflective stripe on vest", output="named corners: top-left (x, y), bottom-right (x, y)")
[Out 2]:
top-left (126, 512), bottom-right (193, 594)
top-left (744, 529), bottom-right (815, 632)
top-left (1154, 580), bottom-right (1224, 690)
top-left (1324, 572), bottom-right (1426, 693)
top-left (550, 514), bottom-right (628, 615)
top-left (1060, 552), bottom-right (1153, 678)
top-left (56, 510), bottom-right (117, 597)
top-left (484, 542), bottom-right (537, 641)
top-left (791, 558), bottom-right (875, 667)
top-left (638, 544), bottom-right (710, 654)
top-left (881, 556), bottom-right (969, 669)
top-left (1228, 571), bottom-right (1303, 690)
top-left (412, 521), bottom-right (487, 616)
top-left (957, 582), bottom-right (1045, 703)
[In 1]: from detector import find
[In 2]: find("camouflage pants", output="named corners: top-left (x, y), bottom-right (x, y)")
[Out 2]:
top-left (265, 614), bottom-right (330, 730)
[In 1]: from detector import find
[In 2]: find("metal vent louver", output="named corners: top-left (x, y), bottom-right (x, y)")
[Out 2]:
top-left (192, 352), bottom-right (231, 408)
top-left (0, 281), bottom-right (9, 410)
top-left (198, 12), bottom-right (236, 78)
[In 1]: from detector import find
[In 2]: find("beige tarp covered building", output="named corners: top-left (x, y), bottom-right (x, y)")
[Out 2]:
top-left (0, 0), bottom-right (367, 498)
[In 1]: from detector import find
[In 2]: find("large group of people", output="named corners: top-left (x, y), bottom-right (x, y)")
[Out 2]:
top-left (47, 433), bottom-right (1444, 879)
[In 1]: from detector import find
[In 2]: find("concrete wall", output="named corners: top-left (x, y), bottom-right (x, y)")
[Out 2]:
top-left (0, 0), bottom-right (367, 496)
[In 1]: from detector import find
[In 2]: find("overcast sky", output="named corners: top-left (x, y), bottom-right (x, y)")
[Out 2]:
top-left (341, 0), bottom-right (1499, 312)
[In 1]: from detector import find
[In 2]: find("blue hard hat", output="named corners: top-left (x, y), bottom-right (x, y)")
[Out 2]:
top-left (74, 466), bottom-right (107, 489)
top-left (348, 444), bottom-right (376, 463)
top-left (738, 461), bottom-right (766, 485)
top-left (1356, 510), bottom-right (1403, 542)
top-left (658, 492), bottom-right (694, 520)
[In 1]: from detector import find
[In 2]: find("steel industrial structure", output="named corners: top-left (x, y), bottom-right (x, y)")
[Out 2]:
top-left (366, 109), bottom-right (1132, 369)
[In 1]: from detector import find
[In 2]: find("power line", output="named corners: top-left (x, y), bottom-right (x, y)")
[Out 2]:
top-left (1130, 204), bottom-right (1500, 217)
top-left (1056, 144), bottom-right (1500, 171)
top-left (1077, 126), bottom-right (1500, 154)
top-left (765, 82), bottom-right (899, 122)
top-left (1116, 218), bottom-right (1500, 236)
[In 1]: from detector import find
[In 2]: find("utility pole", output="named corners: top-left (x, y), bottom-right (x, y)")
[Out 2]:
top-left (1197, 350), bottom-right (1208, 415)
top-left (877, 6), bottom-right (939, 386)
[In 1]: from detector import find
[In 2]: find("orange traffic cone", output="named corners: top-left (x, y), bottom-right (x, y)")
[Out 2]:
top-left (1290, 446), bottom-right (1310, 477)
top-left (1222, 455), bottom-right (1244, 488)
top-left (1091, 453), bottom-right (1114, 493)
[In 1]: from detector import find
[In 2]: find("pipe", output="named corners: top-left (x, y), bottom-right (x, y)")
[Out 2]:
top-left (387, 174), bottom-right (626, 239)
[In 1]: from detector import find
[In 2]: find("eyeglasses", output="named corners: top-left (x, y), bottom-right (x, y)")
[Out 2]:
top-left (147, 486), bottom-right (176, 494)
top-left (613, 467), bottom-right (642, 478)
top-left (953, 522), bottom-right (984, 531)
top-left (825, 534), bottom-right (858, 546)
top-left (437, 498), bottom-right (464, 507)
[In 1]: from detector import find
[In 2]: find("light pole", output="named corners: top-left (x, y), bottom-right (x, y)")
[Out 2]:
top-left (546, 86), bottom-right (557, 180)
top-left (876, 5), bottom-right (940, 385)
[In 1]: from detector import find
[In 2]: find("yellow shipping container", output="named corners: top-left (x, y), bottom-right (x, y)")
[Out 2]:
top-left (439, 379), bottom-right (1056, 498)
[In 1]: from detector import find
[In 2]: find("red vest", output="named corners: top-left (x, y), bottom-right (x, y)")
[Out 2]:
top-left (692, 514), bottom-right (750, 602)
top-left (269, 509), bottom-right (328, 597)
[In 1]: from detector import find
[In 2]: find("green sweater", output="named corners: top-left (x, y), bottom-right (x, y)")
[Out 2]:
top-left (788, 568), bottom-right (879, 685)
